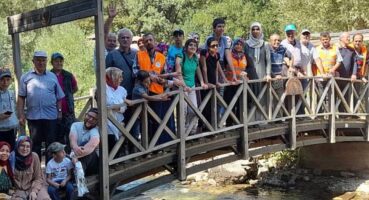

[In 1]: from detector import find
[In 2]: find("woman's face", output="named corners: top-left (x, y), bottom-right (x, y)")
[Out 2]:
top-left (234, 42), bottom-right (244, 52)
top-left (18, 141), bottom-right (31, 157)
top-left (209, 41), bottom-right (219, 54)
top-left (186, 42), bottom-right (197, 55)
top-left (251, 26), bottom-right (261, 38)
top-left (0, 145), bottom-right (10, 161)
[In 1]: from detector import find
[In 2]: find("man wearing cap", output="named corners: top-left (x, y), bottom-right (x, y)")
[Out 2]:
top-left (300, 29), bottom-right (316, 76)
top-left (50, 52), bottom-right (78, 148)
top-left (281, 24), bottom-right (305, 75)
top-left (69, 108), bottom-right (100, 175)
top-left (17, 50), bottom-right (65, 161)
top-left (167, 29), bottom-right (185, 75)
top-left (0, 68), bottom-right (18, 150)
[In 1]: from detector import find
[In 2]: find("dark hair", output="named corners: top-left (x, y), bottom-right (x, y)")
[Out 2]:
top-left (206, 37), bottom-right (217, 47)
top-left (88, 107), bottom-right (99, 115)
top-left (143, 32), bottom-right (155, 40)
top-left (320, 32), bottom-right (330, 38)
top-left (184, 39), bottom-right (198, 51)
top-left (136, 70), bottom-right (150, 82)
top-left (212, 18), bottom-right (225, 29)
top-left (353, 33), bottom-right (364, 40)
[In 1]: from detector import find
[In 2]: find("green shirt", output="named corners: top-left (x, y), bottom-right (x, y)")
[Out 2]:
top-left (176, 53), bottom-right (198, 87)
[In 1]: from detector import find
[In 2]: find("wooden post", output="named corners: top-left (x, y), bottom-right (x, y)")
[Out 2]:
top-left (11, 33), bottom-right (22, 90)
top-left (329, 78), bottom-right (336, 143)
top-left (94, 0), bottom-right (109, 199)
top-left (290, 95), bottom-right (296, 150)
top-left (142, 102), bottom-right (149, 149)
top-left (365, 75), bottom-right (369, 141)
top-left (240, 79), bottom-right (249, 159)
top-left (211, 87), bottom-right (218, 130)
top-left (177, 87), bottom-right (186, 180)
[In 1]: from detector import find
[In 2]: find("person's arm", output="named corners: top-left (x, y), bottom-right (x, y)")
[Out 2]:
top-left (175, 56), bottom-right (184, 82)
top-left (104, 3), bottom-right (117, 40)
top-left (30, 153), bottom-right (44, 199)
top-left (46, 173), bottom-right (60, 188)
top-left (351, 55), bottom-right (358, 80)
top-left (60, 168), bottom-right (73, 187)
top-left (81, 136), bottom-right (100, 157)
top-left (17, 96), bottom-right (26, 126)
top-left (142, 93), bottom-right (170, 101)
top-left (265, 45), bottom-right (272, 81)
top-left (196, 66), bottom-right (207, 88)
top-left (72, 76), bottom-right (78, 94)
top-left (225, 48), bottom-right (237, 81)
top-left (69, 124), bottom-right (83, 156)
top-left (330, 49), bottom-right (343, 74)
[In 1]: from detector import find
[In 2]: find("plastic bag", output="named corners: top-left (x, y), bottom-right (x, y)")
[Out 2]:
top-left (70, 152), bottom-right (89, 197)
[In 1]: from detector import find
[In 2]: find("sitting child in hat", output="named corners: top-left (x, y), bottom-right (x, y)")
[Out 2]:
top-left (46, 142), bottom-right (74, 200)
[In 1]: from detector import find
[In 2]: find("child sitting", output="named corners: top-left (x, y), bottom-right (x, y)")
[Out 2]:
top-left (46, 142), bottom-right (74, 200)
top-left (0, 141), bottom-right (13, 199)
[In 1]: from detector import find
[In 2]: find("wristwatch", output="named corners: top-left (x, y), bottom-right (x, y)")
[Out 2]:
top-left (58, 108), bottom-right (62, 112)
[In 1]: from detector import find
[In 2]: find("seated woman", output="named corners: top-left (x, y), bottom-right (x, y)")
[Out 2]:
top-left (0, 141), bottom-right (13, 198)
top-left (10, 136), bottom-right (50, 200)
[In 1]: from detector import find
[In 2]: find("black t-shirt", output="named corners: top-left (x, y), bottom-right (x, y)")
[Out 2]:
top-left (200, 49), bottom-right (220, 84)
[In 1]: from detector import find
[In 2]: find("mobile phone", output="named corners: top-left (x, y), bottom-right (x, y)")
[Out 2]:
top-left (4, 111), bottom-right (12, 115)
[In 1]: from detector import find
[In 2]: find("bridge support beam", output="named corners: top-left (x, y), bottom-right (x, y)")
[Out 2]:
top-left (289, 95), bottom-right (296, 150)
top-left (365, 74), bottom-right (369, 141)
top-left (240, 79), bottom-right (249, 159)
top-left (329, 78), bottom-right (336, 143)
top-left (177, 87), bottom-right (186, 180)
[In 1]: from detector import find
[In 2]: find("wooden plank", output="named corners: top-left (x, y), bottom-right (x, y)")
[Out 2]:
top-left (108, 135), bottom-right (125, 162)
top-left (186, 124), bottom-right (243, 141)
top-left (366, 80), bottom-right (369, 141)
top-left (329, 79), bottom-right (336, 143)
top-left (296, 138), bottom-right (328, 147)
top-left (211, 88), bottom-right (218, 130)
top-left (7, 0), bottom-right (97, 34)
top-left (94, 0), bottom-right (109, 198)
top-left (183, 94), bottom-right (214, 134)
top-left (290, 95), bottom-right (297, 150)
top-left (249, 144), bottom-right (288, 156)
top-left (218, 85), bottom-right (243, 127)
top-left (177, 87), bottom-right (186, 181)
top-left (240, 80), bottom-right (248, 159)
top-left (11, 33), bottom-right (22, 93)
top-left (353, 83), bottom-right (368, 113)
top-left (334, 81), bottom-right (351, 112)
top-left (315, 79), bottom-right (331, 114)
top-left (146, 106), bottom-right (176, 140)
top-left (112, 174), bottom-right (177, 200)
top-left (142, 102), bottom-right (149, 149)
top-left (335, 136), bottom-right (366, 142)
top-left (246, 85), bottom-right (269, 121)
top-left (249, 126), bottom-right (288, 140)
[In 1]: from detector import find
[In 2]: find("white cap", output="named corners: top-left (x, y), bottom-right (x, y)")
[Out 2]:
top-left (33, 50), bottom-right (47, 57)
top-left (301, 29), bottom-right (311, 34)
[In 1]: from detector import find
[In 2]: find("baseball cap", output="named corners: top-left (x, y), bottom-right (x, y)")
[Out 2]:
top-left (0, 68), bottom-right (11, 79)
top-left (33, 50), bottom-right (47, 58)
top-left (51, 52), bottom-right (64, 60)
top-left (301, 29), bottom-right (311, 34)
top-left (284, 24), bottom-right (297, 32)
top-left (47, 142), bottom-right (66, 153)
top-left (173, 29), bottom-right (184, 36)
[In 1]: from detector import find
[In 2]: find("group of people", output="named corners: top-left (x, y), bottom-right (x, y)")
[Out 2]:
top-left (0, 49), bottom-right (101, 199)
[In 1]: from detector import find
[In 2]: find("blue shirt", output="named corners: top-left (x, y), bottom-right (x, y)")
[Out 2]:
top-left (270, 45), bottom-right (291, 76)
top-left (18, 69), bottom-right (65, 120)
top-left (70, 122), bottom-right (99, 146)
top-left (167, 45), bottom-right (183, 74)
top-left (132, 83), bottom-right (148, 100)
top-left (0, 90), bottom-right (18, 130)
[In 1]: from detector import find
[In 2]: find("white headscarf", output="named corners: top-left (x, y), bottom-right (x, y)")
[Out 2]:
top-left (246, 22), bottom-right (264, 63)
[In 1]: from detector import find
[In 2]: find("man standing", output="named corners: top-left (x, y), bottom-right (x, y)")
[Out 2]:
top-left (167, 29), bottom-right (184, 75)
top-left (50, 52), bottom-right (78, 148)
top-left (17, 51), bottom-right (65, 161)
top-left (281, 24), bottom-right (303, 75)
top-left (69, 108), bottom-right (100, 176)
top-left (314, 32), bottom-right (343, 77)
top-left (337, 32), bottom-right (354, 78)
top-left (106, 28), bottom-right (137, 99)
top-left (300, 29), bottom-right (316, 76)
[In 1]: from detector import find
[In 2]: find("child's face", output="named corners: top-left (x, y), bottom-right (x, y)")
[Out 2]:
top-left (143, 77), bottom-right (151, 88)
top-left (0, 76), bottom-right (12, 91)
top-left (53, 150), bottom-right (65, 160)
top-left (0, 145), bottom-right (10, 161)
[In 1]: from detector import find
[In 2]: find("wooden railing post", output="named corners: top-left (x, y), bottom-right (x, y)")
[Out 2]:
top-left (290, 94), bottom-right (297, 150)
top-left (142, 102), bottom-right (149, 149)
top-left (177, 87), bottom-right (186, 180)
top-left (211, 87), bottom-right (218, 130)
top-left (329, 78), bottom-right (336, 143)
top-left (365, 77), bottom-right (369, 141)
top-left (240, 79), bottom-right (249, 159)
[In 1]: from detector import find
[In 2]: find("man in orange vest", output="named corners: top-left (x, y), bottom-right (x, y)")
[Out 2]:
top-left (313, 32), bottom-right (343, 77)
top-left (351, 33), bottom-right (368, 82)
top-left (133, 33), bottom-right (174, 144)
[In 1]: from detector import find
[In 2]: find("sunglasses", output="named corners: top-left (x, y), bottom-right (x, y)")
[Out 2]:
top-left (252, 28), bottom-right (260, 31)
top-left (210, 44), bottom-right (219, 48)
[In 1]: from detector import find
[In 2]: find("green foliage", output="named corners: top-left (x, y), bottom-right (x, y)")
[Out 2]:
top-left (273, 150), bottom-right (299, 168)
top-left (0, 21), bottom-right (12, 67)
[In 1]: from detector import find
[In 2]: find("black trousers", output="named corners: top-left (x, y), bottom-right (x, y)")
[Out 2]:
top-left (28, 119), bottom-right (57, 162)
top-left (79, 152), bottom-right (99, 176)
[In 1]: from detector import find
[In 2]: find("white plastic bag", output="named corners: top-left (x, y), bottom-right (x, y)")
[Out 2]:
top-left (70, 152), bottom-right (89, 197)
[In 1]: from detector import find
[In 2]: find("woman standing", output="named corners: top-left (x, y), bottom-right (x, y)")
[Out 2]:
top-left (10, 136), bottom-right (50, 200)
top-left (244, 22), bottom-right (271, 122)
top-left (175, 39), bottom-right (207, 134)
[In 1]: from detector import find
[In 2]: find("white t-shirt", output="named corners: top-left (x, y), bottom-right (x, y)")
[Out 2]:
top-left (106, 85), bottom-right (127, 140)
top-left (70, 122), bottom-right (99, 146)
top-left (46, 157), bottom-right (73, 182)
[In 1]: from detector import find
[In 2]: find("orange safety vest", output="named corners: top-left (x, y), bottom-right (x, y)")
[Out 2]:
top-left (316, 44), bottom-right (338, 75)
top-left (226, 55), bottom-right (247, 81)
top-left (137, 50), bottom-right (166, 94)
top-left (349, 44), bottom-right (368, 78)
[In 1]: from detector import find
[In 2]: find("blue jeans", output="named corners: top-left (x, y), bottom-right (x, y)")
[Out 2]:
top-left (48, 180), bottom-right (74, 200)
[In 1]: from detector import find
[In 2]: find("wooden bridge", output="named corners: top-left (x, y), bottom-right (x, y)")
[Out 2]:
top-left (6, 0), bottom-right (369, 199)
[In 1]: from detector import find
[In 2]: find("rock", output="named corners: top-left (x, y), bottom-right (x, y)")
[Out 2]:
top-left (288, 174), bottom-right (298, 186)
top-left (257, 166), bottom-right (269, 178)
top-left (249, 179), bottom-right (258, 185)
top-left (340, 171), bottom-right (355, 178)
top-left (207, 179), bottom-right (217, 186)
top-left (303, 176), bottom-right (310, 181)
top-left (313, 169), bottom-right (322, 176)
top-left (180, 181), bottom-right (190, 185)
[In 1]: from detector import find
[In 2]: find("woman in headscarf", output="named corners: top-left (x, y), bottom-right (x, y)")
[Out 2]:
top-left (224, 38), bottom-right (248, 126)
top-left (10, 136), bottom-right (50, 200)
top-left (244, 22), bottom-right (271, 123)
top-left (0, 141), bottom-right (13, 197)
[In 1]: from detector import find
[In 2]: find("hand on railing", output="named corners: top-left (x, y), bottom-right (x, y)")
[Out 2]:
top-left (351, 74), bottom-right (357, 82)
top-left (362, 77), bottom-right (368, 83)
top-left (200, 82), bottom-right (209, 90)
top-left (159, 93), bottom-right (171, 101)
top-left (265, 75), bottom-right (272, 82)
